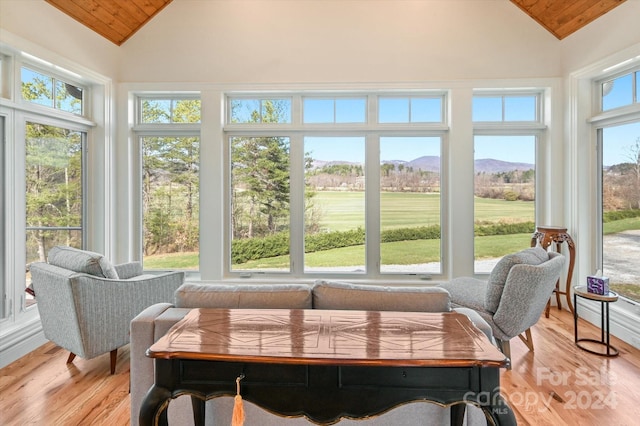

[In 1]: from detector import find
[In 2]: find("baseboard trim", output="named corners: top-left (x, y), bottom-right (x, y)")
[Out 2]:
top-left (0, 319), bottom-right (46, 369)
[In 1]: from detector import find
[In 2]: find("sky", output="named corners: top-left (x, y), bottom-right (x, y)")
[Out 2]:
top-left (305, 135), bottom-right (537, 164)
top-left (304, 90), bottom-right (639, 166)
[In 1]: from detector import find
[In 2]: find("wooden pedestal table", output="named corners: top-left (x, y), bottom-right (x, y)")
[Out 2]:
top-left (140, 308), bottom-right (515, 426)
top-left (531, 226), bottom-right (576, 316)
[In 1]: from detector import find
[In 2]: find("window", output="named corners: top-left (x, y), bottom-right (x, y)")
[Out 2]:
top-left (378, 97), bottom-right (443, 123)
top-left (303, 98), bottom-right (366, 123)
top-left (304, 136), bottom-right (366, 272)
top-left (473, 94), bottom-right (538, 122)
top-left (473, 91), bottom-right (541, 273)
top-left (0, 115), bottom-right (4, 318)
top-left (21, 66), bottom-right (84, 115)
top-left (25, 122), bottom-right (85, 304)
top-left (599, 122), bottom-right (640, 304)
top-left (380, 137), bottom-right (441, 274)
top-left (601, 70), bottom-right (639, 111)
top-left (230, 98), bottom-right (291, 124)
top-left (137, 97), bottom-right (201, 270)
top-left (473, 135), bottom-right (536, 273)
top-left (141, 97), bottom-right (202, 123)
top-left (227, 93), bottom-right (444, 277)
top-left (231, 135), bottom-right (291, 272)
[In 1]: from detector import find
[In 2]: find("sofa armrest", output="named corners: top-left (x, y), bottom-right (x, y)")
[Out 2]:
top-left (130, 303), bottom-right (175, 426)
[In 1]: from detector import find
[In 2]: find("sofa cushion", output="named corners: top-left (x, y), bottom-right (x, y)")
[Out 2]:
top-left (313, 280), bottom-right (451, 312)
top-left (47, 246), bottom-right (119, 279)
top-left (175, 283), bottom-right (313, 309)
top-left (484, 246), bottom-right (549, 313)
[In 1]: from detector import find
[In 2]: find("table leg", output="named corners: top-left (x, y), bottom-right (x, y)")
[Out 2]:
top-left (191, 396), bottom-right (205, 426)
top-left (482, 394), bottom-right (517, 426)
top-left (574, 293), bottom-right (578, 343)
top-left (450, 403), bottom-right (466, 426)
top-left (140, 385), bottom-right (171, 426)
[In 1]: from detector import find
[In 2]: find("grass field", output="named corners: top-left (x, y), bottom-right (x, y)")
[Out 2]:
top-left (314, 191), bottom-right (534, 232)
top-left (144, 192), bottom-right (639, 273)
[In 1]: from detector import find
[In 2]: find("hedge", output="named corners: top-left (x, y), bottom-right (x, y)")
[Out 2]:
top-left (233, 211), bottom-right (640, 263)
top-left (232, 220), bottom-right (542, 263)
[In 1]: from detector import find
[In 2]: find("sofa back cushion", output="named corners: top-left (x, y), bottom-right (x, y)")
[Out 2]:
top-left (47, 246), bottom-right (119, 279)
top-left (313, 280), bottom-right (451, 312)
top-left (175, 283), bottom-right (313, 309)
top-left (484, 246), bottom-right (549, 313)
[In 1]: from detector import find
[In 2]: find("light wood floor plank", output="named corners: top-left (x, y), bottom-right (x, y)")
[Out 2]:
top-left (0, 309), bottom-right (638, 425)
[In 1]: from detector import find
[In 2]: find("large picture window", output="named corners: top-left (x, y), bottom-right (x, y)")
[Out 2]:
top-left (226, 93), bottom-right (446, 277)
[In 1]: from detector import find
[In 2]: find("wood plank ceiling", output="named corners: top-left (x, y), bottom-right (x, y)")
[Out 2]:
top-left (510, 0), bottom-right (626, 40)
top-left (44, 0), bottom-right (626, 45)
top-left (44, 0), bottom-right (173, 46)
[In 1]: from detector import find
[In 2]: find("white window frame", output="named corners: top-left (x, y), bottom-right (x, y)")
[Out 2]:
top-left (223, 91), bottom-right (449, 280)
top-left (0, 42), bottom-right (111, 368)
top-left (570, 44), bottom-right (640, 349)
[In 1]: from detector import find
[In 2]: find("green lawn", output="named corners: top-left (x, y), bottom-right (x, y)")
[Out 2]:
top-left (145, 233), bottom-right (533, 270)
top-left (144, 192), bottom-right (638, 271)
top-left (314, 191), bottom-right (534, 232)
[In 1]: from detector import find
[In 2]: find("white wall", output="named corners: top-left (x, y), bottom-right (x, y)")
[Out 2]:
top-left (119, 0), bottom-right (562, 83)
top-left (2, 0), bottom-right (640, 84)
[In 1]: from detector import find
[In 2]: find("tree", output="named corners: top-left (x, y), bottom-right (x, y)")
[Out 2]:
top-left (25, 123), bottom-right (82, 261)
top-left (141, 99), bottom-right (200, 255)
top-left (231, 100), bottom-right (318, 241)
top-left (232, 136), bottom-right (290, 238)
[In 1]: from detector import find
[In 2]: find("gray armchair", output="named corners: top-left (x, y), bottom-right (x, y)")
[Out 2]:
top-left (29, 246), bottom-right (184, 374)
top-left (439, 246), bottom-right (565, 365)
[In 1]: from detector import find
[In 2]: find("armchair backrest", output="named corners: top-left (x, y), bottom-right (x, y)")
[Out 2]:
top-left (491, 252), bottom-right (565, 339)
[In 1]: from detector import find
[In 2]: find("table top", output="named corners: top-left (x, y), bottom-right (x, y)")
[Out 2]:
top-left (147, 308), bottom-right (508, 368)
top-left (574, 285), bottom-right (619, 302)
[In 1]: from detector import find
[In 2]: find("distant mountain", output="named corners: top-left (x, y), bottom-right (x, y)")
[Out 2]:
top-left (313, 156), bottom-right (533, 173)
top-left (474, 158), bottom-right (534, 173)
top-left (407, 156), bottom-right (441, 172)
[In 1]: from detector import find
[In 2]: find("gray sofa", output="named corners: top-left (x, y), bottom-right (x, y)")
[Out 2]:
top-left (130, 280), bottom-right (496, 426)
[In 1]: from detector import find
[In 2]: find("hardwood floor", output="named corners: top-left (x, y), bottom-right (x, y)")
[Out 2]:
top-left (0, 308), bottom-right (638, 426)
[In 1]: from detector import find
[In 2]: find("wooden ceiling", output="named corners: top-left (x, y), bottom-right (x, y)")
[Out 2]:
top-left (510, 0), bottom-right (627, 40)
top-left (44, 0), bottom-right (626, 45)
top-left (44, 0), bottom-right (173, 46)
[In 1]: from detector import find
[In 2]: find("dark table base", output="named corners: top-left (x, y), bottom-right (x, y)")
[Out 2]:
top-left (140, 359), bottom-right (516, 426)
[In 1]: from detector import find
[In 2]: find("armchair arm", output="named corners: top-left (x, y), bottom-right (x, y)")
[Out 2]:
top-left (30, 262), bottom-right (85, 357)
top-left (113, 261), bottom-right (143, 279)
top-left (69, 271), bottom-right (184, 359)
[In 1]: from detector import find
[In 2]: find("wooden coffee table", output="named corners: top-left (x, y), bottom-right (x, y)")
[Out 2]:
top-left (140, 308), bottom-right (515, 425)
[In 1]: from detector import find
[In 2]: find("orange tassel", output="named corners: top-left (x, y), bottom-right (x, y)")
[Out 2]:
top-left (231, 374), bottom-right (245, 426)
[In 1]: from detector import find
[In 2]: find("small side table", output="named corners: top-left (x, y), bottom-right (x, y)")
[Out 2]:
top-left (573, 285), bottom-right (619, 357)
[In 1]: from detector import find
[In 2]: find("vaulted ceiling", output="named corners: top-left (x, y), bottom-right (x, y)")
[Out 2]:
top-left (510, 0), bottom-right (626, 40)
top-left (44, 0), bottom-right (173, 46)
top-left (44, 0), bottom-right (626, 46)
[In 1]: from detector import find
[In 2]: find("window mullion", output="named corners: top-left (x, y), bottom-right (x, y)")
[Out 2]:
top-left (365, 134), bottom-right (381, 276)
top-left (289, 134), bottom-right (305, 276)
